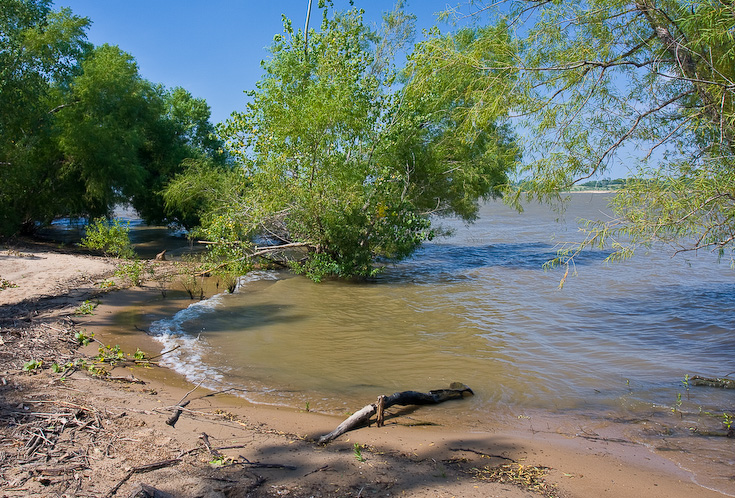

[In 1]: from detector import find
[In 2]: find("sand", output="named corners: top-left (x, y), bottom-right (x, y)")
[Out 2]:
top-left (0, 242), bottom-right (732, 498)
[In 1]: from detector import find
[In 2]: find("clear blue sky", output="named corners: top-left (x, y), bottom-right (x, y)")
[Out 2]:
top-left (53, 1), bottom-right (456, 125)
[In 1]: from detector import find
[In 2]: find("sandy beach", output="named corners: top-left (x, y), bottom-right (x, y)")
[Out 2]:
top-left (1, 241), bottom-right (732, 498)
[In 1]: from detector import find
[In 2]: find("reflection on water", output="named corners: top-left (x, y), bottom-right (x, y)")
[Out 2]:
top-left (148, 194), bottom-right (735, 490)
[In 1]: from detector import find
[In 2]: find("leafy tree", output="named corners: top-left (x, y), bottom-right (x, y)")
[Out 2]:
top-left (205, 5), bottom-right (516, 280)
top-left (0, 0), bottom-right (90, 234)
top-left (419, 0), bottom-right (735, 264)
top-left (132, 86), bottom-right (227, 226)
top-left (0, 1), bottom-right (223, 236)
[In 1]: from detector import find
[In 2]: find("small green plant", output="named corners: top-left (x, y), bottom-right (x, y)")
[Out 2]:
top-left (75, 331), bottom-right (94, 346)
top-left (81, 217), bottom-right (136, 258)
top-left (353, 443), bottom-right (366, 462)
top-left (74, 300), bottom-right (98, 315)
top-left (133, 348), bottom-right (147, 361)
top-left (98, 279), bottom-right (116, 289)
top-left (96, 344), bottom-right (124, 365)
top-left (672, 392), bottom-right (683, 417)
top-left (23, 359), bottom-right (42, 372)
top-left (304, 401), bottom-right (310, 412)
top-left (115, 259), bottom-right (146, 286)
top-left (208, 455), bottom-right (234, 467)
top-left (0, 277), bottom-right (18, 290)
top-left (682, 374), bottom-right (690, 399)
top-left (51, 362), bottom-right (62, 373)
top-left (722, 412), bottom-right (733, 432)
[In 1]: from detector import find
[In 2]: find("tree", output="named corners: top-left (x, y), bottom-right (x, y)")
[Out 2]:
top-left (208, 5), bottom-right (517, 280)
top-left (0, 0), bottom-right (90, 234)
top-left (0, 1), bottom-right (223, 236)
top-left (417, 0), bottom-right (735, 264)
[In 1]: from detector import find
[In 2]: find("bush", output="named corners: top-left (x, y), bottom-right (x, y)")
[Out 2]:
top-left (81, 217), bottom-right (136, 259)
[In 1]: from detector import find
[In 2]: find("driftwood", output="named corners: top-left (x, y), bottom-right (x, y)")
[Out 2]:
top-left (317, 382), bottom-right (473, 444)
top-left (690, 375), bottom-right (735, 389)
top-left (165, 400), bottom-right (190, 427)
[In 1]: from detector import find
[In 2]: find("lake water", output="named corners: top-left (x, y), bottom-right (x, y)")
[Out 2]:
top-left (148, 193), bottom-right (735, 487)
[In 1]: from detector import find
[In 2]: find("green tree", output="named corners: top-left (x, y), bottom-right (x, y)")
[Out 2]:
top-left (419, 0), bottom-right (735, 264)
top-left (0, 0), bottom-right (90, 234)
top-left (132, 86), bottom-right (227, 227)
top-left (0, 1), bottom-right (223, 236)
top-left (208, 5), bottom-right (516, 280)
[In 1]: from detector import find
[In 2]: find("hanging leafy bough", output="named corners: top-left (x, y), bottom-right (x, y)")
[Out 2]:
top-left (410, 0), bottom-right (735, 279)
top-left (169, 2), bottom-right (518, 281)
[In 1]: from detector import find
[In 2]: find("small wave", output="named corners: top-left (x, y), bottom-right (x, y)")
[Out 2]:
top-left (148, 270), bottom-right (282, 386)
top-left (149, 296), bottom-right (225, 385)
top-left (234, 270), bottom-right (280, 292)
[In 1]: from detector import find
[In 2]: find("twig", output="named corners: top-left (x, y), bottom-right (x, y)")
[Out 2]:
top-left (147, 344), bottom-right (181, 361)
top-left (199, 432), bottom-right (222, 459)
top-left (303, 464), bottom-right (329, 477)
top-left (237, 455), bottom-right (297, 470)
top-left (105, 459), bottom-right (181, 497)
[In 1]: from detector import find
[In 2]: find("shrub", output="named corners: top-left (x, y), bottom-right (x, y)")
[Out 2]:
top-left (81, 217), bottom-right (136, 259)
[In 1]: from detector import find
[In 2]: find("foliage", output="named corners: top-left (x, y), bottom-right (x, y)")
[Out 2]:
top-left (209, 4), bottom-right (516, 280)
top-left (74, 330), bottom-right (93, 346)
top-left (353, 443), bottom-right (366, 462)
top-left (424, 0), bottom-right (735, 265)
top-left (0, 1), bottom-right (222, 237)
top-left (80, 217), bottom-right (135, 258)
top-left (0, 278), bottom-right (18, 290)
top-left (114, 259), bottom-right (148, 287)
top-left (74, 299), bottom-right (98, 315)
top-left (22, 359), bottom-right (42, 373)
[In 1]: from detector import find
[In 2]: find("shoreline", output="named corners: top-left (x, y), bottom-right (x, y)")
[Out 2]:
top-left (1, 243), bottom-right (732, 497)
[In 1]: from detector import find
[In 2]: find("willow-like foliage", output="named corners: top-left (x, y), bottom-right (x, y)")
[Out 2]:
top-left (417, 0), bottom-right (735, 268)
top-left (216, 5), bottom-right (517, 280)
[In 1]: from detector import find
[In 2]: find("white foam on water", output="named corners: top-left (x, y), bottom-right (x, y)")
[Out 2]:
top-left (234, 270), bottom-right (279, 292)
top-left (149, 270), bottom-right (281, 389)
top-left (149, 294), bottom-right (225, 386)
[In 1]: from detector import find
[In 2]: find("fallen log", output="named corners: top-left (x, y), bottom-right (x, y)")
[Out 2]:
top-left (317, 382), bottom-right (473, 444)
top-left (690, 376), bottom-right (735, 389)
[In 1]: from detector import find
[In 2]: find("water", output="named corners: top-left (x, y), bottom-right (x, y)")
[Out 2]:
top-left (149, 193), bottom-right (735, 425)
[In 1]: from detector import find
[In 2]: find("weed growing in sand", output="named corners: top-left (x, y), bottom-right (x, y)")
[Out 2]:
top-left (22, 359), bottom-right (42, 373)
top-left (209, 455), bottom-right (234, 467)
top-left (74, 300), bottom-right (98, 315)
top-left (672, 392), bottom-right (683, 418)
top-left (0, 277), bottom-right (18, 290)
top-left (75, 331), bottom-right (94, 346)
top-left (353, 443), bottom-right (366, 462)
top-left (722, 412), bottom-right (734, 432)
top-left (98, 279), bottom-right (115, 289)
top-left (115, 259), bottom-right (147, 286)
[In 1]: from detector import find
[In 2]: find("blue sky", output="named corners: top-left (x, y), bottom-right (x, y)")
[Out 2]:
top-left (53, 1), bottom-right (456, 125)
